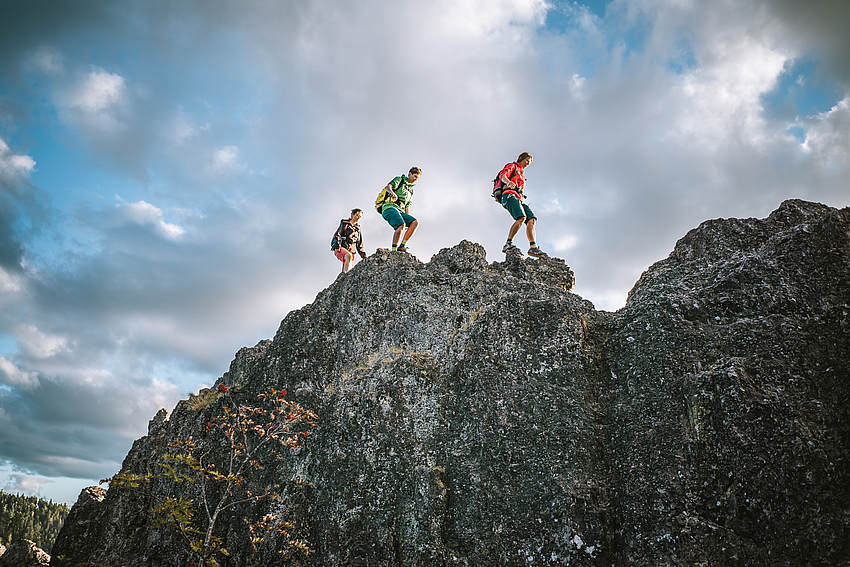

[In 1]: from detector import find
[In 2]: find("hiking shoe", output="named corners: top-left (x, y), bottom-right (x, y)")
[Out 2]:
top-left (502, 242), bottom-right (518, 253)
top-left (398, 244), bottom-right (407, 253)
top-left (527, 246), bottom-right (548, 258)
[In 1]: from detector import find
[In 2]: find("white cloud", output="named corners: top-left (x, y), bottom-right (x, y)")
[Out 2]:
top-left (0, 266), bottom-right (23, 293)
top-left (59, 68), bottom-right (128, 135)
top-left (211, 145), bottom-right (240, 174)
top-left (16, 325), bottom-right (68, 359)
top-left (0, 138), bottom-right (36, 180)
top-left (0, 356), bottom-right (40, 388)
top-left (674, 39), bottom-right (789, 150)
top-left (71, 68), bottom-right (125, 113)
top-left (552, 234), bottom-right (579, 252)
top-left (570, 74), bottom-right (587, 98)
top-left (802, 97), bottom-right (850, 168)
top-left (430, 0), bottom-right (547, 39)
top-left (4, 473), bottom-right (54, 496)
top-left (170, 110), bottom-right (199, 142)
top-left (115, 199), bottom-right (186, 239)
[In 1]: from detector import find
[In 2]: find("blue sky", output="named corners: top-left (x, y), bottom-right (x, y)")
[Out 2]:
top-left (1, 0), bottom-right (848, 505)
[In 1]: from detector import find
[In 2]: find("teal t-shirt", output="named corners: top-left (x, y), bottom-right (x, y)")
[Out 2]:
top-left (381, 175), bottom-right (415, 213)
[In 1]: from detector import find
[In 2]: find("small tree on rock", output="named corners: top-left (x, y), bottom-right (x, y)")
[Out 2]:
top-left (104, 386), bottom-right (316, 567)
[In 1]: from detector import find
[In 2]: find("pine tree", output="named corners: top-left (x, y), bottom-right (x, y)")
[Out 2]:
top-left (0, 491), bottom-right (70, 554)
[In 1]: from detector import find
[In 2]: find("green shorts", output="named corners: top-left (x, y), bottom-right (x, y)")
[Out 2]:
top-left (501, 194), bottom-right (535, 222)
top-left (382, 208), bottom-right (416, 230)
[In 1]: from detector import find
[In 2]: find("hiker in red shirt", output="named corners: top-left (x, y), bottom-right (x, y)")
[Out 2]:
top-left (497, 152), bottom-right (547, 257)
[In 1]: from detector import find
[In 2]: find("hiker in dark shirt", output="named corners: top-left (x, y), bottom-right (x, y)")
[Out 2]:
top-left (331, 209), bottom-right (366, 273)
top-left (497, 152), bottom-right (547, 258)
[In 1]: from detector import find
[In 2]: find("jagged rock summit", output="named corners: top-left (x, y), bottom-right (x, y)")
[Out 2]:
top-left (53, 199), bottom-right (849, 566)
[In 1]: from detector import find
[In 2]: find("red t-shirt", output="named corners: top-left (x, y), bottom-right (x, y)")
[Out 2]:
top-left (498, 162), bottom-right (526, 200)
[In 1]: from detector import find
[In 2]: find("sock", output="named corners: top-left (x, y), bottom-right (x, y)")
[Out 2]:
top-left (392, 244), bottom-right (398, 250)
top-left (506, 238), bottom-right (513, 244)
top-left (529, 241), bottom-right (536, 248)
top-left (401, 241), bottom-right (407, 247)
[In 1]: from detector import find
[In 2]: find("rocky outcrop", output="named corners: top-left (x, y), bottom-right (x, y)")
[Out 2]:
top-left (52, 200), bottom-right (849, 566)
top-left (604, 199), bottom-right (850, 565)
top-left (48, 487), bottom-right (107, 567)
top-left (0, 540), bottom-right (50, 567)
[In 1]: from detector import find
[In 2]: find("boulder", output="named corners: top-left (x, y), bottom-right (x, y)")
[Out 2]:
top-left (0, 540), bottom-right (50, 567)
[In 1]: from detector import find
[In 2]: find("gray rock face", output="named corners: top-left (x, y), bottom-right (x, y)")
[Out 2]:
top-left (0, 540), bottom-right (50, 567)
top-left (52, 200), bottom-right (849, 566)
top-left (48, 487), bottom-right (107, 567)
top-left (605, 199), bottom-right (850, 566)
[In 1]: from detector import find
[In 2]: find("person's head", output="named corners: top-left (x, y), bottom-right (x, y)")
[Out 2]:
top-left (517, 152), bottom-right (533, 168)
top-left (350, 208), bottom-right (363, 222)
top-left (407, 166), bottom-right (421, 183)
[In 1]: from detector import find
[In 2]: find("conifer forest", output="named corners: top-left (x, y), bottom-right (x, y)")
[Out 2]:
top-left (0, 490), bottom-right (69, 554)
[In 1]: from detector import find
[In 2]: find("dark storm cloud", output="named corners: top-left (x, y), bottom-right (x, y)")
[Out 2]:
top-left (0, 138), bottom-right (46, 274)
top-left (763, 0), bottom-right (850, 87)
top-left (0, 0), bottom-right (113, 74)
top-left (0, 204), bottom-right (25, 273)
top-left (0, 368), bottom-right (182, 478)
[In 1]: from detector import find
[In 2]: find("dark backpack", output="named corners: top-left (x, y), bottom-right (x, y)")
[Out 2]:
top-left (492, 163), bottom-right (514, 202)
top-left (492, 174), bottom-right (504, 202)
top-left (331, 220), bottom-right (347, 250)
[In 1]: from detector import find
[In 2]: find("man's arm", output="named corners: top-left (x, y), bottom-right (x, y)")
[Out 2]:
top-left (385, 182), bottom-right (397, 200)
top-left (499, 163), bottom-right (517, 189)
top-left (385, 176), bottom-right (402, 200)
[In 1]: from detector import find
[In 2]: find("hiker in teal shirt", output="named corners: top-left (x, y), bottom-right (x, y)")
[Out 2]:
top-left (381, 167), bottom-right (421, 253)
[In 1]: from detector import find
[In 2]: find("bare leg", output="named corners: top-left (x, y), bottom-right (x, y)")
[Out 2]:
top-left (402, 219), bottom-right (419, 243)
top-left (340, 249), bottom-right (353, 272)
top-left (508, 216), bottom-right (526, 241)
top-left (392, 225), bottom-right (404, 246)
top-left (526, 218), bottom-right (537, 244)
